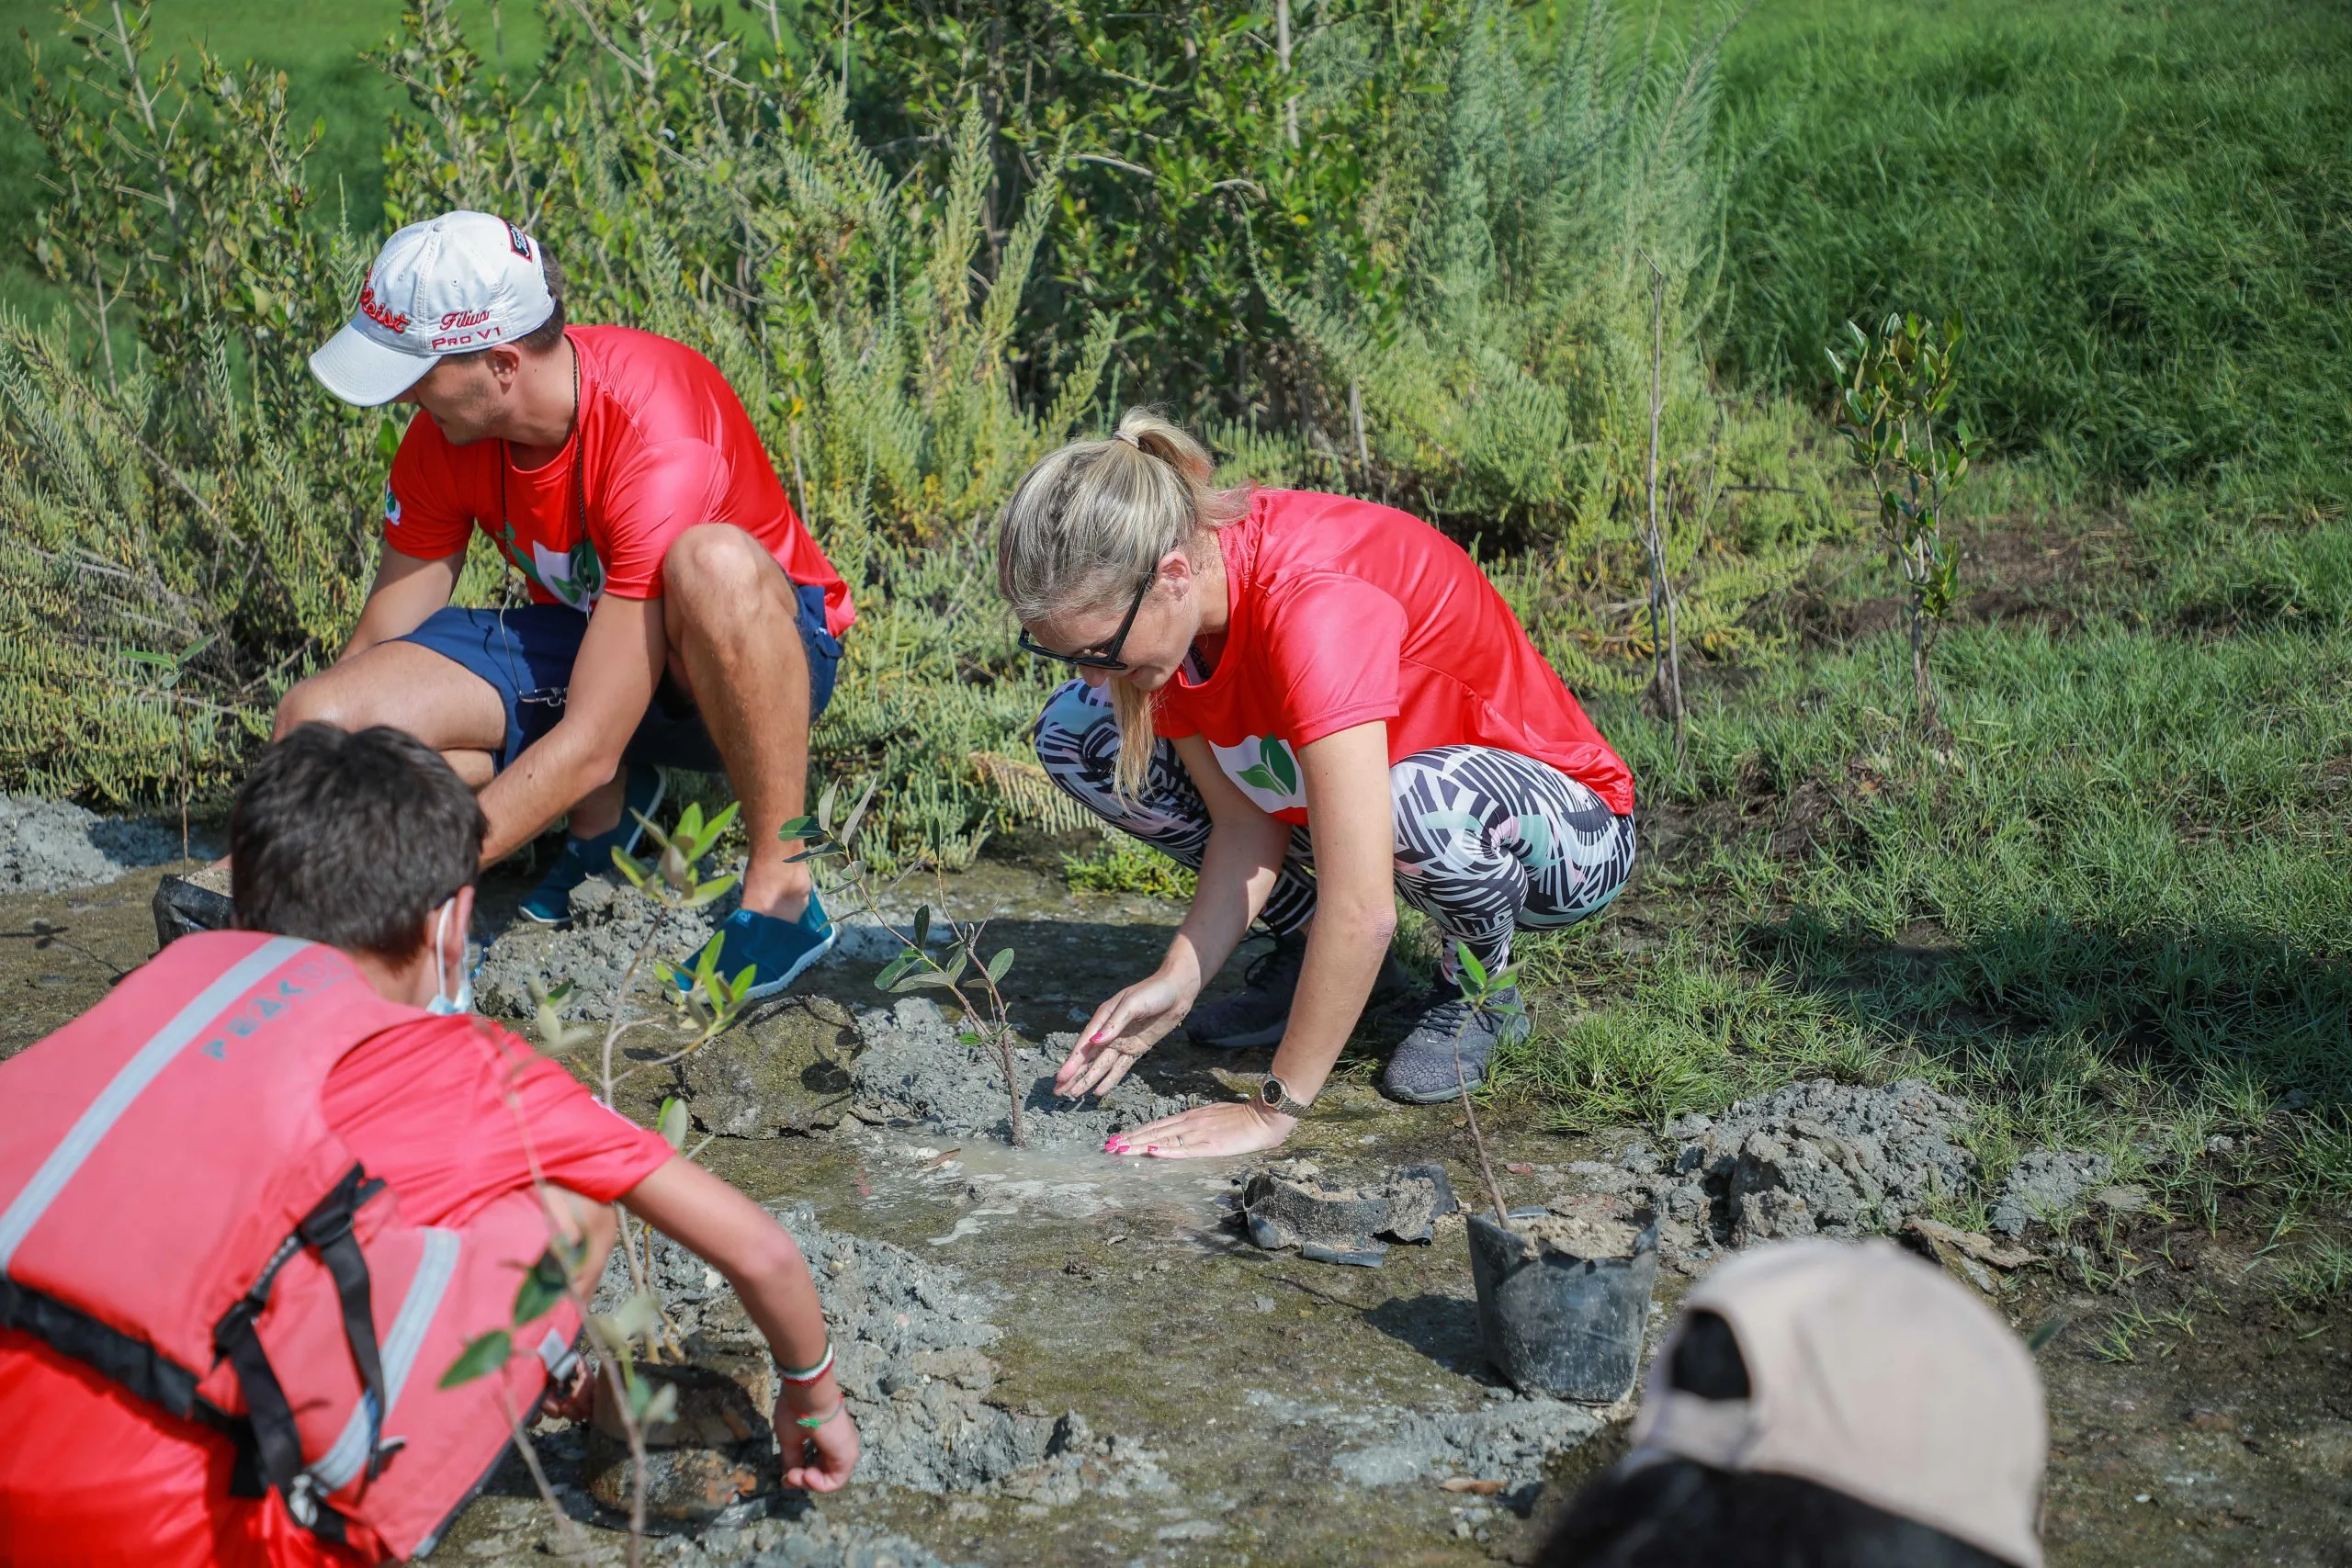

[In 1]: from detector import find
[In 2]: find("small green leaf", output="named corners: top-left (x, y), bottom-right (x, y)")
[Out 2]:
top-left (912, 906), bottom-right (932, 948)
top-left (674, 801), bottom-right (706, 845)
top-left (816, 781), bottom-right (841, 835)
top-left (514, 1249), bottom-right (571, 1325)
top-left (657, 1096), bottom-right (689, 1151)
top-left (597, 1292), bottom-right (662, 1348)
top-left (700, 800), bottom-right (741, 850)
top-left (439, 1329), bottom-right (512, 1389)
top-left (611, 849), bottom-right (650, 888)
top-left (640, 1380), bottom-right (679, 1428)
top-left (1454, 942), bottom-right (1488, 992)
top-left (776, 814), bottom-right (819, 842)
top-left (985, 947), bottom-right (1014, 984)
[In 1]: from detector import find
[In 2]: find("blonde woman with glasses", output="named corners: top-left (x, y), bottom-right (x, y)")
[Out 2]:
top-left (999, 411), bottom-right (1636, 1160)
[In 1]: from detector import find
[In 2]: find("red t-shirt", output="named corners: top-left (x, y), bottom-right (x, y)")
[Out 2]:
top-left (0, 1015), bottom-right (673, 1568)
top-left (384, 324), bottom-right (854, 634)
top-left (1153, 489), bottom-right (1634, 825)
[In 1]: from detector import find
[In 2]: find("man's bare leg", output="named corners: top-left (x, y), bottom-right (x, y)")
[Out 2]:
top-left (191, 642), bottom-right (506, 878)
top-left (275, 640), bottom-right (508, 784)
top-left (660, 525), bottom-right (815, 921)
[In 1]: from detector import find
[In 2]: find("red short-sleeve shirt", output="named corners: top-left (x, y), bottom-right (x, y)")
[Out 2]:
top-left (0, 1015), bottom-right (673, 1567)
top-left (384, 324), bottom-right (855, 635)
top-left (1152, 489), bottom-right (1634, 825)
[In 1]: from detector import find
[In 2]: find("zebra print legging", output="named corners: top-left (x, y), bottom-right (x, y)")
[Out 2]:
top-left (1030, 681), bottom-right (1637, 974)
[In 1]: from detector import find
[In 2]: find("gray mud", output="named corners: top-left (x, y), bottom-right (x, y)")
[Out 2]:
top-left (1313, 1388), bottom-right (1604, 1511)
top-left (848, 998), bottom-right (1201, 1150)
top-left (1989, 1149), bottom-right (2115, 1235)
top-left (1573, 1077), bottom-right (1977, 1247)
top-left (598, 1199), bottom-right (1167, 1504)
top-left (476, 873), bottom-right (728, 1021)
top-left (0, 794), bottom-right (177, 894)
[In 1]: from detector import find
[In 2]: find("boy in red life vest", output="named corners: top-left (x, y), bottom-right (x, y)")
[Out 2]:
top-left (159, 210), bottom-right (851, 1000)
top-left (0, 725), bottom-right (858, 1565)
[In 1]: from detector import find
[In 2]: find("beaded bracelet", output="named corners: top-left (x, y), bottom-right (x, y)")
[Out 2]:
top-left (794, 1401), bottom-right (845, 1431)
top-left (779, 1342), bottom-right (834, 1385)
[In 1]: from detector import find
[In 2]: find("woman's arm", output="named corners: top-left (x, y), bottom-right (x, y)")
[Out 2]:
top-left (1104, 721), bottom-right (1400, 1159)
top-left (1054, 732), bottom-right (1291, 1097)
top-left (1251, 720), bottom-right (1396, 1103)
top-left (618, 1156), bottom-right (860, 1492)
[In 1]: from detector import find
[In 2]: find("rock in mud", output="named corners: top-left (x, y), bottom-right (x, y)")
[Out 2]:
top-left (594, 1201), bottom-right (1166, 1506)
top-left (1329, 1393), bottom-right (1603, 1513)
top-left (1648, 1078), bottom-right (1977, 1244)
top-left (1988, 1148), bottom-right (2114, 1235)
top-left (1239, 1159), bottom-right (1459, 1267)
top-left (0, 794), bottom-right (176, 895)
top-left (848, 998), bottom-right (1198, 1150)
top-left (680, 1003), bottom-right (855, 1139)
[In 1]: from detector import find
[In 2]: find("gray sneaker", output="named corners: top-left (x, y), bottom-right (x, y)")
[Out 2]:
top-left (1185, 931), bottom-right (1414, 1050)
top-left (1381, 985), bottom-right (1531, 1103)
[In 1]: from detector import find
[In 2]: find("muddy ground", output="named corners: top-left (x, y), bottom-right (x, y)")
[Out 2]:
top-left (3, 839), bottom-right (2348, 1566)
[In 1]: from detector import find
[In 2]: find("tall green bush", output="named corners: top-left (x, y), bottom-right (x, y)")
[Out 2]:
top-left (1267, 0), bottom-right (1837, 694)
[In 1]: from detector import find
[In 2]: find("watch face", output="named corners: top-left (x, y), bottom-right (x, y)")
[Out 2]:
top-left (1261, 1077), bottom-right (1286, 1111)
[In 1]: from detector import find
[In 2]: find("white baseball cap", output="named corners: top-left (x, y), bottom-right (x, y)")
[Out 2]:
top-left (308, 210), bottom-right (557, 407)
top-left (1628, 1239), bottom-right (2049, 1567)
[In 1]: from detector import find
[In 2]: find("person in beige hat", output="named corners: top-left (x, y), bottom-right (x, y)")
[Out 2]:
top-left (1540, 1239), bottom-right (2048, 1568)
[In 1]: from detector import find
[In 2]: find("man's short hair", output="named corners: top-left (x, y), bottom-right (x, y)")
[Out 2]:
top-left (230, 724), bottom-right (485, 962)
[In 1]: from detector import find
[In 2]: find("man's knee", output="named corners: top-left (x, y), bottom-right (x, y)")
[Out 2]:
top-left (664, 525), bottom-right (780, 623)
top-left (272, 672), bottom-right (355, 739)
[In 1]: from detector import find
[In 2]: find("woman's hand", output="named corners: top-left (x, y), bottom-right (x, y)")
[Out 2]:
top-left (1056, 966), bottom-right (1198, 1098)
top-left (781, 1384), bottom-right (861, 1493)
top-left (1106, 1099), bottom-right (1295, 1159)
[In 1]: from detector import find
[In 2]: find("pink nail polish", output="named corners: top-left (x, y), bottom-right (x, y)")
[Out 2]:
top-left (1145, 1145), bottom-right (1159, 1156)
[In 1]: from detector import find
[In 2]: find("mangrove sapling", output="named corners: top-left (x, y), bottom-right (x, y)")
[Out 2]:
top-left (446, 806), bottom-right (754, 1564)
top-left (1826, 312), bottom-right (1974, 736)
top-left (776, 782), bottom-right (1033, 1147)
top-left (1448, 942), bottom-right (1522, 1227)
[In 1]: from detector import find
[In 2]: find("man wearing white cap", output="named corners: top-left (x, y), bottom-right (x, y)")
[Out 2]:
top-left (249, 210), bottom-right (848, 998)
top-left (1539, 1239), bottom-right (2049, 1568)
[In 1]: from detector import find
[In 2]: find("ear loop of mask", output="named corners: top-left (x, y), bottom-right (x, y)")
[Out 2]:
top-left (426, 898), bottom-right (473, 1015)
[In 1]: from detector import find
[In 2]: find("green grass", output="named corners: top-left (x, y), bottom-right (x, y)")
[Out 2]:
top-left (1713, 0), bottom-right (2352, 490)
top-left (1494, 475), bottom-right (2352, 1222)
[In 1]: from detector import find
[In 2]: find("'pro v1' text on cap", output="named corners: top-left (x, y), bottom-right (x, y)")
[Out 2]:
top-left (308, 211), bottom-right (555, 407)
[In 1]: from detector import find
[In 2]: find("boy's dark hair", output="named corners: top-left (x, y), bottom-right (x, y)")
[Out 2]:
top-left (1538, 1312), bottom-right (2018, 1568)
top-left (230, 724), bottom-right (485, 962)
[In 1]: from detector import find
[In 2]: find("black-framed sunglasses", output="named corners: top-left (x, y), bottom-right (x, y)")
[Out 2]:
top-left (1018, 571), bottom-right (1156, 671)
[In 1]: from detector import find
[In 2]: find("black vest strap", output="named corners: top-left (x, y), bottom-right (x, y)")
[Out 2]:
top-left (300, 1166), bottom-right (399, 1480)
top-left (208, 1164), bottom-right (389, 1540)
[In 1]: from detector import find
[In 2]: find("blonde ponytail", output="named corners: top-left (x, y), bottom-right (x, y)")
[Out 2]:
top-left (996, 409), bottom-right (1249, 795)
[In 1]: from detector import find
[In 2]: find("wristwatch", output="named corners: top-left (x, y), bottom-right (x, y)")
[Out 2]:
top-left (1254, 1073), bottom-right (1314, 1116)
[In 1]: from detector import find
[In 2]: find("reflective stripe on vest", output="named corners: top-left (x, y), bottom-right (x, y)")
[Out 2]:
top-left (0, 936), bottom-right (311, 1276)
top-left (306, 1226), bottom-right (462, 1494)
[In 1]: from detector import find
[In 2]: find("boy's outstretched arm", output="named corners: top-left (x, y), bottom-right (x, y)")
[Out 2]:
top-left (619, 1156), bottom-right (860, 1492)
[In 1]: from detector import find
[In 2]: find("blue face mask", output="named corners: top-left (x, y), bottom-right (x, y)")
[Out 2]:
top-left (427, 900), bottom-right (473, 1016)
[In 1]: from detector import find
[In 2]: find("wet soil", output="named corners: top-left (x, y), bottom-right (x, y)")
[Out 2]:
top-left (3, 851), bottom-right (2347, 1565)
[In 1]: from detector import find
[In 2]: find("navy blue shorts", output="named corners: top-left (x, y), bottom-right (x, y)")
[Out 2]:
top-left (395, 581), bottom-right (842, 774)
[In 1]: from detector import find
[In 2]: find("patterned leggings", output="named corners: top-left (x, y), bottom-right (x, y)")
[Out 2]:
top-left (1031, 681), bottom-right (1637, 974)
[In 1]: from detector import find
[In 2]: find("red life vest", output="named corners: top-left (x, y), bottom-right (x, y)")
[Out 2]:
top-left (0, 931), bottom-right (583, 1561)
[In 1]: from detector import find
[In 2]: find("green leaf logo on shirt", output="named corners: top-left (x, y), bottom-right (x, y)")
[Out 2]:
top-left (1234, 735), bottom-right (1298, 795)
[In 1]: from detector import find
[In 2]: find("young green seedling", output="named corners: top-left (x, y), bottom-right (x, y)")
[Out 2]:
top-left (1449, 941), bottom-right (1522, 1227)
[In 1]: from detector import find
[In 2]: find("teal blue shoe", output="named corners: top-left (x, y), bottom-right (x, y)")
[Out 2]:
top-left (681, 893), bottom-right (836, 1003)
top-left (519, 766), bottom-right (669, 927)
